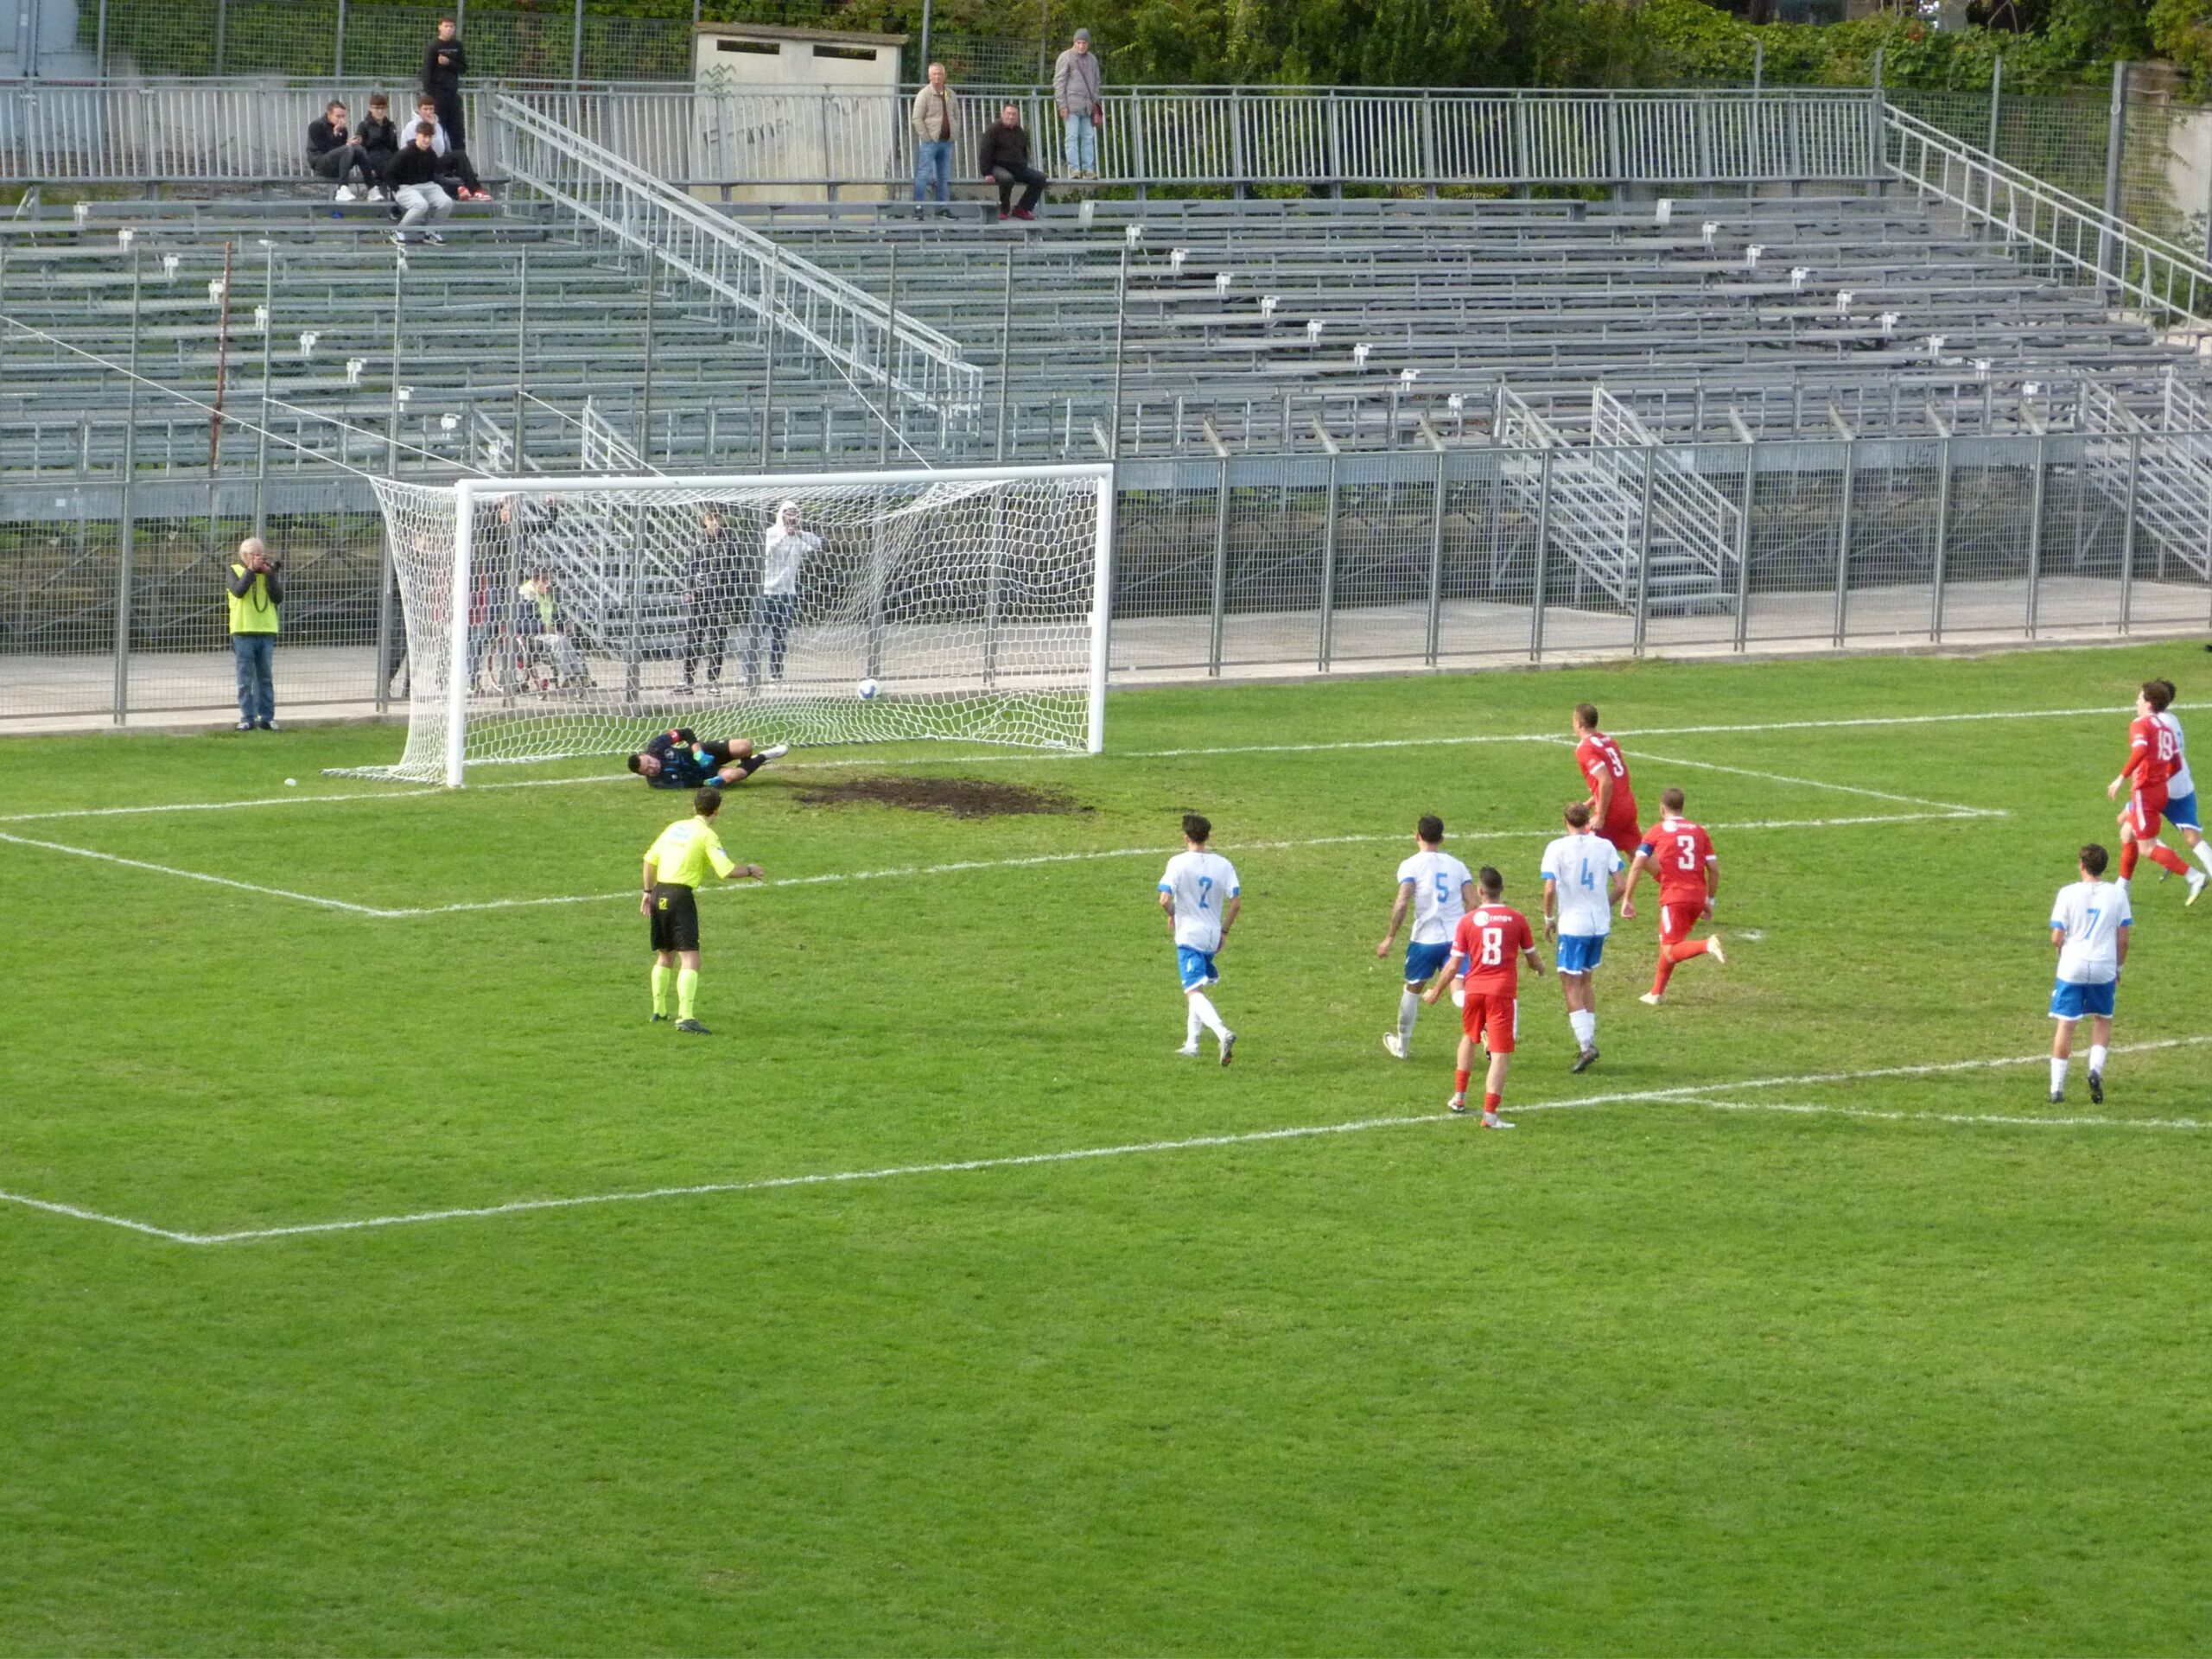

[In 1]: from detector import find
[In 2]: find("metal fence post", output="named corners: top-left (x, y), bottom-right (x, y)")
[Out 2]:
top-left (213, 0), bottom-right (227, 75)
top-left (2117, 433), bottom-right (2139, 633)
top-left (512, 247), bottom-right (528, 472)
top-left (1529, 446), bottom-right (1553, 663)
top-left (96, 0), bottom-right (110, 74)
top-left (995, 244), bottom-right (1014, 463)
top-left (1929, 436), bottom-right (1954, 640)
top-left (760, 245), bottom-right (779, 468)
top-left (1732, 442), bottom-right (1754, 651)
top-left (638, 270), bottom-right (656, 467)
top-left (2023, 431), bottom-right (2048, 637)
top-left (335, 0), bottom-right (348, 79)
top-left (1630, 444), bottom-right (1656, 656)
top-left (1985, 54), bottom-right (2002, 155)
top-left (1424, 448), bottom-right (1446, 664)
top-left (1317, 454), bottom-right (1339, 670)
top-left (2101, 60), bottom-right (2126, 288)
top-left (572, 0), bottom-right (586, 92)
top-left (1108, 245), bottom-right (1128, 458)
top-left (1831, 439), bottom-right (1856, 646)
top-left (880, 240), bottom-right (899, 466)
top-left (1209, 459), bottom-right (1230, 675)
top-left (113, 253), bottom-right (142, 725)
top-left (385, 251), bottom-right (404, 477)
top-left (252, 247), bottom-right (273, 537)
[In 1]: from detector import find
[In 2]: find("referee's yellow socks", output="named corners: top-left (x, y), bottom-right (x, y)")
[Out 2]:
top-left (651, 963), bottom-right (671, 1016)
top-left (677, 968), bottom-right (699, 1021)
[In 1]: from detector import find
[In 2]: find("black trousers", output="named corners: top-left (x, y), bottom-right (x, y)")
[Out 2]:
top-left (988, 162), bottom-right (1046, 214)
top-left (308, 145), bottom-right (374, 188)
top-left (432, 90), bottom-right (467, 151)
top-left (435, 146), bottom-right (483, 194)
top-left (683, 606), bottom-right (747, 684)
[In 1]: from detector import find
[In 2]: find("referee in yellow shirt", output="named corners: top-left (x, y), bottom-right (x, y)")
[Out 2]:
top-left (643, 787), bottom-right (764, 1034)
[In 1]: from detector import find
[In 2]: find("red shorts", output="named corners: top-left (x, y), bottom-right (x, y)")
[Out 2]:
top-left (1658, 897), bottom-right (1707, 946)
top-left (2125, 782), bottom-right (2169, 840)
top-left (1602, 812), bottom-right (1642, 857)
top-left (1460, 989), bottom-right (1518, 1053)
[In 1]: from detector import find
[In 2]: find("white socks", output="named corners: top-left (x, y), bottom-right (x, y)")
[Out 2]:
top-left (1188, 992), bottom-right (1230, 1041)
top-left (1185, 1004), bottom-right (1204, 1048)
top-left (1568, 1009), bottom-right (1596, 1050)
top-left (2050, 1056), bottom-right (2069, 1093)
top-left (2196, 840), bottom-right (2212, 877)
top-left (2089, 1044), bottom-right (2108, 1076)
top-left (1398, 990), bottom-right (1421, 1044)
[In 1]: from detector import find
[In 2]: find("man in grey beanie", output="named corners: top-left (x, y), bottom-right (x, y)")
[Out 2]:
top-left (1053, 28), bottom-right (1103, 179)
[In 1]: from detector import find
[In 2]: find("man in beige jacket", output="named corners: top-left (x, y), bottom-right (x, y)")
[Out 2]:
top-left (911, 63), bottom-right (957, 208)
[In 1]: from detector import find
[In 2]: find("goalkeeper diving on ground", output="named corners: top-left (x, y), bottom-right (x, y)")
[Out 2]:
top-left (626, 728), bottom-right (789, 790)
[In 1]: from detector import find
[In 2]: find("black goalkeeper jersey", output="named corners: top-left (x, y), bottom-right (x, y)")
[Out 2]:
top-left (642, 728), bottom-right (717, 788)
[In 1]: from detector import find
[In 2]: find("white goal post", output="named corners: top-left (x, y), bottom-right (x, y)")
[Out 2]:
top-left (352, 464), bottom-right (1116, 785)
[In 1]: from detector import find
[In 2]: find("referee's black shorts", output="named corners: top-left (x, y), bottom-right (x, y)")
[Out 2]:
top-left (649, 882), bottom-right (701, 953)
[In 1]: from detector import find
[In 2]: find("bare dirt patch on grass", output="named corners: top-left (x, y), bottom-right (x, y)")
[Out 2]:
top-left (792, 776), bottom-right (1091, 820)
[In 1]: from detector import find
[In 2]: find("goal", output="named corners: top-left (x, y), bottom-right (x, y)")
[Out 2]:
top-left (350, 465), bottom-right (1116, 785)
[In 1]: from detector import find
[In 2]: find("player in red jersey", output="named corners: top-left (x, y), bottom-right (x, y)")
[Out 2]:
top-left (2108, 680), bottom-right (2193, 885)
top-left (1618, 786), bottom-right (1727, 1004)
top-left (1572, 702), bottom-right (1641, 858)
top-left (1422, 865), bottom-right (1544, 1128)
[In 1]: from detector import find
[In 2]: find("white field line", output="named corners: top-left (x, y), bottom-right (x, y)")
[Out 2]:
top-left (1667, 1096), bottom-right (2210, 1132)
top-left (0, 702), bottom-right (2135, 825)
top-left (0, 830), bottom-right (392, 915)
top-left (5, 1034), bottom-right (2202, 1249)
top-left (0, 809), bottom-right (1988, 921)
top-left (1611, 745), bottom-right (1993, 817)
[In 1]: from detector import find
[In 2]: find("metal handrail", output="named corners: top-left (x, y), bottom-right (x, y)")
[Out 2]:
top-left (1883, 105), bottom-right (2212, 327)
top-left (491, 94), bottom-right (982, 418)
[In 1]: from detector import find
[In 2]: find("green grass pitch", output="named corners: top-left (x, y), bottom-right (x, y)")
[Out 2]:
top-left (3, 644), bottom-right (2210, 1654)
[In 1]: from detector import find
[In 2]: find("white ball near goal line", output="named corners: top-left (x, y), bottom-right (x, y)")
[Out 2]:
top-left (856, 678), bottom-right (880, 702)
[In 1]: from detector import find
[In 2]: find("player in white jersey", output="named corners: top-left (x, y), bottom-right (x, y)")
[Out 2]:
top-left (2049, 842), bottom-right (2132, 1104)
top-left (1157, 812), bottom-right (1240, 1065)
top-left (2150, 679), bottom-right (2212, 904)
top-left (1375, 813), bottom-right (1475, 1059)
top-left (1539, 801), bottom-right (1624, 1073)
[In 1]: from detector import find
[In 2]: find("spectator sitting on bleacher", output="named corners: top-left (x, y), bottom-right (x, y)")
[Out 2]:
top-left (978, 104), bottom-right (1046, 224)
top-left (385, 124), bottom-right (453, 246)
top-left (401, 94), bottom-right (489, 202)
top-left (423, 17), bottom-right (470, 151)
top-left (306, 100), bottom-right (375, 201)
top-left (358, 93), bottom-right (399, 201)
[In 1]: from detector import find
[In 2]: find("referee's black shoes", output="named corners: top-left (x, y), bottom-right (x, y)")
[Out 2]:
top-left (675, 1018), bottom-right (711, 1036)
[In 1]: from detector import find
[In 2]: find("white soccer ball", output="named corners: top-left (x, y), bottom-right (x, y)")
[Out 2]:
top-left (856, 678), bottom-right (880, 702)
top-left (284, 778), bottom-right (297, 787)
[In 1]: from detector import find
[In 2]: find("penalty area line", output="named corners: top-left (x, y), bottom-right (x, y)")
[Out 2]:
top-left (10, 1034), bottom-right (2203, 1249)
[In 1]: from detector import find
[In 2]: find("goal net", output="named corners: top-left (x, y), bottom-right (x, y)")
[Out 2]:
top-left (350, 465), bottom-right (1115, 785)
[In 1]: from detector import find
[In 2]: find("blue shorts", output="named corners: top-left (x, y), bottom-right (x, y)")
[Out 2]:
top-left (1556, 933), bottom-right (1606, 974)
top-left (1177, 946), bottom-right (1220, 991)
top-left (2168, 790), bottom-right (2200, 831)
top-left (2050, 978), bottom-right (2117, 1020)
top-left (1403, 940), bottom-right (1452, 984)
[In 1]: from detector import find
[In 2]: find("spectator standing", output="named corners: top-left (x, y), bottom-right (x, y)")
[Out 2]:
top-left (910, 63), bottom-right (957, 211)
top-left (751, 500), bottom-right (819, 685)
top-left (978, 104), bottom-right (1047, 223)
top-left (358, 93), bottom-right (400, 200)
top-left (385, 123), bottom-right (452, 245)
top-left (423, 17), bottom-right (470, 152)
top-left (226, 536), bottom-right (283, 732)
top-left (683, 508), bottom-right (753, 692)
top-left (402, 95), bottom-right (487, 201)
top-left (306, 100), bottom-right (374, 200)
top-left (1053, 29), bottom-right (1103, 178)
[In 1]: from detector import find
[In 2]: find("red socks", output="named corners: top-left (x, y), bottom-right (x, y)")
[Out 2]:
top-left (2120, 840), bottom-right (2139, 879)
top-left (1484, 1092), bottom-right (1502, 1112)
top-left (2149, 842), bottom-right (2192, 878)
top-left (1651, 954), bottom-right (1675, 997)
top-left (1454, 1069), bottom-right (1471, 1096)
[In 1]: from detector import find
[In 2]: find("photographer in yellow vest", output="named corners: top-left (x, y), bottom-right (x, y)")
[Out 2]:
top-left (226, 536), bottom-right (284, 731)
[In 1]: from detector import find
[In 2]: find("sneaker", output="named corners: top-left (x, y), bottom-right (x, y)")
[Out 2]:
top-left (2088, 1069), bottom-right (2104, 1104)
top-left (756, 742), bottom-right (790, 762)
top-left (334, 185), bottom-right (358, 203)
top-left (257, 719), bottom-right (281, 732)
top-left (650, 1012), bottom-right (668, 1023)
top-left (1572, 1046), bottom-right (1599, 1073)
top-left (2189, 870), bottom-right (2209, 906)
top-left (1447, 1095), bottom-right (1469, 1115)
top-left (423, 230), bottom-right (446, 245)
top-left (390, 230), bottom-right (411, 246)
top-left (1218, 1031), bottom-right (1236, 1067)
top-left (1013, 208), bottom-right (1036, 221)
top-left (234, 718), bottom-right (254, 732)
top-left (1481, 1111), bottom-right (1516, 1129)
top-left (1707, 936), bottom-right (1726, 965)
top-left (1638, 991), bottom-right (1664, 1006)
top-left (997, 211), bottom-right (1010, 222)
top-left (1382, 1032), bottom-right (1407, 1059)
top-left (2050, 1089), bottom-right (2065, 1104)
top-left (675, 1017), bottom-right (711, 1035)
top-left (1175, 1043), bottom-right (1200, 1058)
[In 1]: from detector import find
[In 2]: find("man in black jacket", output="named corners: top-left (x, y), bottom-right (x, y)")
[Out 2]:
top-left (682, 508), bottom-right (754, 692)
top-left (978, 104), bottom-right (1047, 222)
top-left (385, 124), bottom-right (452, 245)
top-left (403, 94), bottom-right (486, 200)
top-left (359, 93), bottom-right (400, 200)
top-left (423, 17), bottom-right (469, 151)
top-left (306, 100), bottom-right (374, 200)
